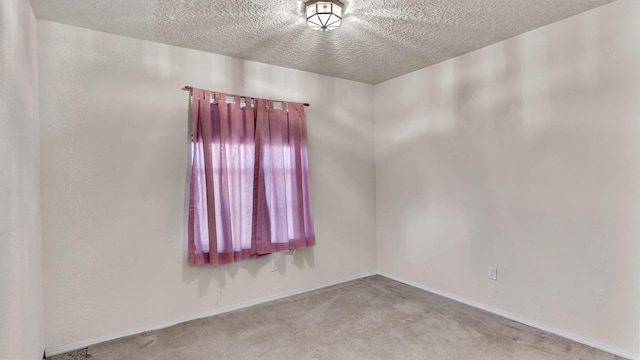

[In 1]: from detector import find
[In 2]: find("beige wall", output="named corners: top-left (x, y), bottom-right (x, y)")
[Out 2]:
top-left (0, 0), bottom-right (43, 359)
top-left (38, 21), bottom-right (376, 350)
top-left (37, 1), bottom-right (640, 357)
top-left (375, 0), bottom-right (639, 356)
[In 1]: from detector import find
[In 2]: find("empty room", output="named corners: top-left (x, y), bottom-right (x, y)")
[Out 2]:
top-left (1, 0), bottom-right (638, 359)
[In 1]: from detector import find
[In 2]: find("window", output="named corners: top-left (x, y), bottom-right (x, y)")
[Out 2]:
top-left (188, 89), bottom-right (315, 266)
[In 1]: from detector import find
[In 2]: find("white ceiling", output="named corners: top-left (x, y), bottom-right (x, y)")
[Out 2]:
top-left (29, 0), bottom-right (615, 84)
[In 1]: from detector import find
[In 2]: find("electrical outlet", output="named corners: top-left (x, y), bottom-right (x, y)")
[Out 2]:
top-left (488, 266), bottom-right (497, 280)
top-left (271, 259), bottom-right (278, 272)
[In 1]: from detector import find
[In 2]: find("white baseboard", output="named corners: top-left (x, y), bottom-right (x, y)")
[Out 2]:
top-left (44, 271), bottom-right (377, 358)
top-left (377, 271), bottom-right (639, 360)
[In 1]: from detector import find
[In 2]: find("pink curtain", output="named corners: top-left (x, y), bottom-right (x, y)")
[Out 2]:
top-left (189, 89), bottom-right (315, 266)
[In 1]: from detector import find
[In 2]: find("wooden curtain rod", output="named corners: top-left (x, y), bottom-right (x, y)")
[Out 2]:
top-left (182, 86), bottom-right (310, 107)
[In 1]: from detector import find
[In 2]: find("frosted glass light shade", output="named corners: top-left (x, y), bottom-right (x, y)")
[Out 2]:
top-left (305, 0), bottom-right (344, 31)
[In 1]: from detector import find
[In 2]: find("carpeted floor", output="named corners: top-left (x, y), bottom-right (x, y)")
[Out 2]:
top-left (48, 275), bottom-right (625, 360)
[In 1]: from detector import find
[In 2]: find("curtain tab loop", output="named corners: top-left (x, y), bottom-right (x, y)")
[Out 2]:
top-left (212, 92), bottom-right (221, 104)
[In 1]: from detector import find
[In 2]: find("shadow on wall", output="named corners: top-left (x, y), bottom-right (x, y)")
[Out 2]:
top-left (180, 245), bottom-right (316, 297)
top-left (376, 7), bottom-right (639, 341)
top-left (376, 7), bottom-right (604, 259)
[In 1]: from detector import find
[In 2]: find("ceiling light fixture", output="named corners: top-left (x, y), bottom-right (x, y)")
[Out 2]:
top-left (305, 0), bottom-right (344, 31)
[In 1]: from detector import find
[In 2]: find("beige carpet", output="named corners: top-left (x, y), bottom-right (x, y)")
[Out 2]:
top-left (48, 276), bottom-right (625, 360)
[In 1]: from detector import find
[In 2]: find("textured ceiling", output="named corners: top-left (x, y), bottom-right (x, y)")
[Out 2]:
top-left (29, 0), bottom-right (615, 84)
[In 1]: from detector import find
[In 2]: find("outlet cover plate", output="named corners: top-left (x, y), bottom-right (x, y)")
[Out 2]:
top-left (488, 266), bottom-right (497, 280)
